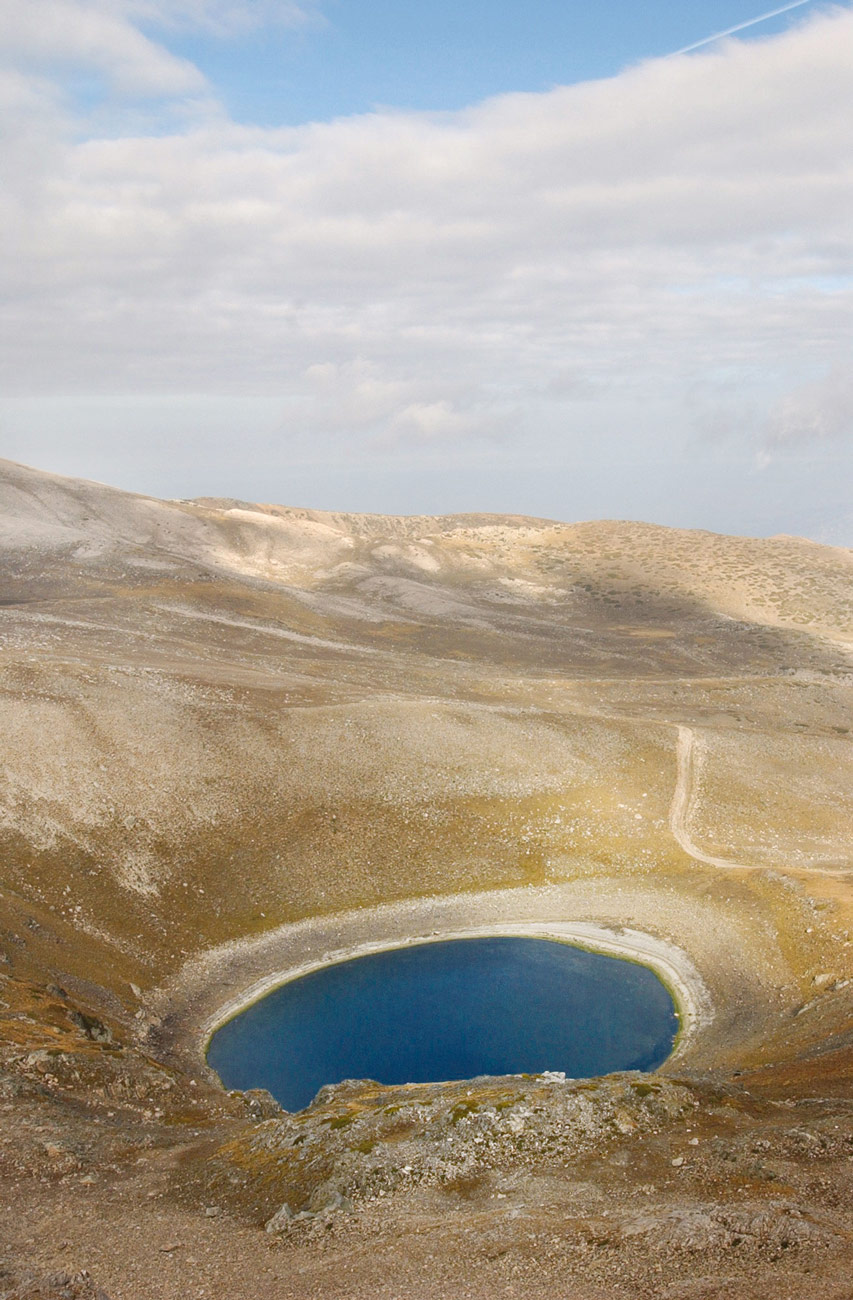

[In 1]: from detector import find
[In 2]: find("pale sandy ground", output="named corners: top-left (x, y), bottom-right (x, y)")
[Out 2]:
top-left (2, 460), bottom-right (852, 1300)
top-left (671, 726), bottom-right (853, 878)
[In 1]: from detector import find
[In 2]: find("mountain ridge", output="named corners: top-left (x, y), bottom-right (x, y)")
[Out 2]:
top-left (0, 456), bottom-right (851, 1299)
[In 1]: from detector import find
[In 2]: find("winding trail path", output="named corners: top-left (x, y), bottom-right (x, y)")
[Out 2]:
top-left (669, 725), bottom-right (750, 872)
top-left (669, 724), bottom-right (849, 880)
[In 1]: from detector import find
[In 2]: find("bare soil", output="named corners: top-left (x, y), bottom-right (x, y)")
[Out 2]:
top-left (1, 458), bottom-right (851, 1298)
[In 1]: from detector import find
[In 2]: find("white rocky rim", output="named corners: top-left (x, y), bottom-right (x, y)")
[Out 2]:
top-left (197, 909), bottom-right (713, 1068)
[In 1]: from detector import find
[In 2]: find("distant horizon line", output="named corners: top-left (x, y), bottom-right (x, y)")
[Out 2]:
top-left (1, 454), bottom-right (846, 549)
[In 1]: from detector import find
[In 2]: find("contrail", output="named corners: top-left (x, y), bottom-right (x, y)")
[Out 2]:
top-left (671, 0), bottom-right (814, 55)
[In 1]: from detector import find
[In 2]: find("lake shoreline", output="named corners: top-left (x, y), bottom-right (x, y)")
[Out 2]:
top-left (206, 934), bottom-right (683, 1111)
top-left (202, 920), bottom-right (703, 1058)
top-left (145, 882), bottom-right (731, 1086)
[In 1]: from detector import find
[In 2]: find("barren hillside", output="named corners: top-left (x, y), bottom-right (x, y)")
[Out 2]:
top-left (1, 458), bottom-right (851, 1300)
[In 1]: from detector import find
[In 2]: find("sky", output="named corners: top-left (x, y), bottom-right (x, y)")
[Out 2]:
top-left (0, 0), bottom-right (851, 542)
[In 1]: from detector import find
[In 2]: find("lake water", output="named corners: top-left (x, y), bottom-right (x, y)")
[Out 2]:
top-left (207, 936), bottom-right (679, 1111)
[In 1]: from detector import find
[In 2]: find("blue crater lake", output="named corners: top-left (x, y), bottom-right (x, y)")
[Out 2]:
top-left (207, 936), bottom-right (679, 1112)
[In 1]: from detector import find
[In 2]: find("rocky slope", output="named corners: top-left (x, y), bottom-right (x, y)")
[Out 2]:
top-left (0, 457), bottom-right (851, 1298)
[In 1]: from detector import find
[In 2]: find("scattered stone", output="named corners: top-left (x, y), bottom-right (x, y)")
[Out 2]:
top-left (0, 1270), bottom-right (112, 1300)
top-left (265, 1204), bottom-right (294, 1234)
top-left (233, 1089), bottom-right (283, 1120)
top-left (67, 1012), bottom-right (112, 1045)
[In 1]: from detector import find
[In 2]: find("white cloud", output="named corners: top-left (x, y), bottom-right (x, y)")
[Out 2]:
top-left (124, 0), bottom-right (320, 36)
top-left (764, 368), bottom-right (853, 445)
top-left (385, 401), bottom-right (495, 446)
top-left (300, 360), bottom-right (410, 433)
top-left (0, 0), bottom-right (205, 94)
top-left (0, 1), bottom-right (319, 97)
top-left (0, 4), bottom-right (851, 465)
